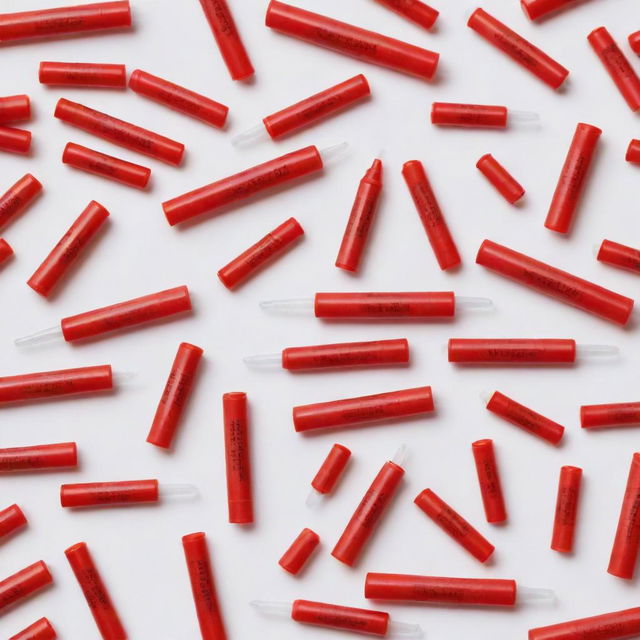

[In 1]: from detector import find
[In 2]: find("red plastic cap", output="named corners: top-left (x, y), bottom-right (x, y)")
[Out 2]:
top-left (630, 31), bottom-right (640, 55)
top-left (9, 617), bottom-right (57, 640)
top-left (0, 504), bottom-right (27, 540)
top-left (311, 444), bottom-right (351, 494)
top-left (0, 95), bottom-right (31, 124)
top-left (279, 528), bottom-right (320, 574)
top-left (626, 139), bottom-right (640, 164)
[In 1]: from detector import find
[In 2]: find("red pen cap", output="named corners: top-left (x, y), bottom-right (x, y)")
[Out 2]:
top-left (472, 439), bottom-right (507, 524)
top-left (476, 154), bottom-right (525, 204)
top-left (0, 95), bottom-right (31, 124)
top-left (372, 0), bottom-right (439, 30)
top-left (449, 338), bottom-right (576, 364)
top-left (292, 600), bottom-right (390, 636)
top-left (61, 479), bottom-right (159, 508)
top-left (39, 62), bottom-right (126, 88)
top-left (0, 238), bottom-right (14, 266)
top-left (597, 239), bottom-right (640, 274)
top-left (311, 444), bottom-right (351, 494)
top-left (0, 173), bottom-right (43, 231)
top-left (520, 0), bottom-right (581, 20)
top-left (0, 126), bottom-right (31, 154)
top-left (0, 561), bottom-right (52, 613)
top-left (279, 528), bottom-right (320, 574)
top-left (431, 103), bottom-right (507, 128)
top-left (9, 617), bottom-right (57, 640)
top-left (550, 465), bottom-right (582, 553)
top-left (630, 31), bottom-right (640, 55)
top-left (0, 504), bottom-right (27, 540)
top-left (581, 402), bottom-right (640, 429)
top-left (0, 443), bottom-right (78, 473)
top-left (627, 139), bottom-right (640, 164)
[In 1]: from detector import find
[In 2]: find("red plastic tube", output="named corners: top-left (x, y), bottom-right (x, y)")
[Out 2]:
top-left (182, 532), bottom-right (227, 640)
top-left (9, 618), bottom-right (57, 640)
top-left (65, 542), bottom-right (126, 640)
top-left (626, 139), bottom-right (640, 164)
top-left (0, 561), bottom-right (52, 613)
top-left (199, 0), bottom-right (254, 81)
top-left (530, 608), bottom-right (640, 639)
top-left (0, 95), bottom-right (31, 124)
top-left (27, 200), bottom-right (109, 297)
top-left (365, 573), bottom-right (516, 606)
top-left (279, 528), bottom-right (320, 574)
top-left (163, 145), bottom-right (323, 226)
top-left (449, 338), bottom-right (576, 364)
top-left (468, 9), bottom-right (568, 89)
top-left (402, 160), bottom-right (461, 270)
top-left (223, 392), bottom-right (253, 524)
top-left (312, 444), bottom-right (351, 494)
top-left (476, 154), bottom-right (525, 204)
top-left (129, 70), bottom-right (229, 128)
top-left (0, 126), bottom-right (31, 154)
top-left (0, 2), bottom-right (132, 43)
top-left (631, 31), bottom-right (640, 55)
top-left (551, 465), bottom-right (582, 553)
top-left (581, 402), bottom-right (640, 429)
top-left (218, 217), bottom-right (304, 289)
top-left (372, 0), bottom-right (439, 30)
top-left (486, 391), bottom-right (565, 445)
top-left (39, 62), bottom-right (126, 88)
top-left (61, 479), bottom-right (159, 508)
top-left (55, 98), bottom-right (184, 166)
top-left (265, 1), bottom-right (439, 81)
top-left (598, 239), bottom-right (640, 274)
top-left (476, 240), bottom-right (634, 326)
top-left (0, 174), bottom-right (43, 231)
top-left (0, 504), bottom-right (27, 540)
top-left (0, 238), bottom-right (13, 266)
top-left (521, 0), bottom-right (583, 20)
top-left (588, 27), bottom-right (640, 112)
top-left (414, 489), bottom-right (495, 562)
top-left (147, 342), bottom-right (203, 449)
top-left (292, 600), bottom-right (389, 636)
top-left (63, 142), bottom-right (151, 190)
top-left (432, 103), bottom-right (507, 128)
top-left (472, 439), bottom-right (507, 523)
top-left (0, 443), bottom-right (77, 473)
top-left (336, 158), bottom-right (382, 272)
top-left (60, 285), bottom-right (192, 342)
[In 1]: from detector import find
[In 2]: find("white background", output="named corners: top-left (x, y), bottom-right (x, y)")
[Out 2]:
top-left (1, 0), bottom-right (640, 638)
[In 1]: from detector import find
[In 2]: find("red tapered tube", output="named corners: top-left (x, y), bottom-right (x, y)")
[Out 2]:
top-left (312, 444), bottom-right (351, 494)
top-left (182, 532), bottom-right (227, 640)
top-left (449, 339), bottom-right (576, 364)
top-left (163, 145), bottom-right (323, 226)
top-left (218, 217), bottom-right (304, 289)
top-left (0, 174), bottom-right (42, 231)
top-left (598, 239), bottom-right (640, 274)
top-left (414, 489), bottom-right (495, 562)
top-left (0, 504), bottom-right (27, 540)
top-left (39, 62), bottom-right (126, 88)
top-left (581, 402), bottom-right (640, 429)
top-left (60, 285), bottom-right (192, 342)
top-left (279, 528), bottom-right (320, 574)
top-left (266, 0), bottom-right (439, 81)
top-left (521, 0), bottom-right (583, 20)
top-left (476, 240), bottom-right (634, 325)
top-left (402, 160), bottom-right (461, 270)
top-left (529, 607), bottom-right (640, 640)
top-left (0, 443), bottom-right (77, 473)
top-left (0, 95), bottom-right (30, 124)
top-left (372, 0), bottom-right (438, 30)
top-left (365, 573), bottom-right (516, 606)
top-left (55, 98), bottom-right (184, 166)
top-left (61, 479), bottom-right (159, 508)
top-left (0, 238), bottom-right (13, 266)
top-left (630, 32), bottom-right (640, 55)
top-left (468, 8), bottom-right (569, 89)
top-left (551, 466), bottom-right (582, 553)
top-left (9, 617), bottom-right (57, 640)
top-left (431, 103), bottom-right (507, 128)
top-left (472, 439), bottom-right (507, 524)
top-left (0, 126), bottom-right (31, 154)
top-left (147, 342), bottom-right (203, 449)
top-left (626, 139), bottom-right (640, 164)
top-left (292, 600), bottom-right (389, 636)
top-left (65, 542), bottom-right (126, 640)
top-left (477, 154), bottom-right (525, 204)
top-left (0, 561), bottom-right (52, 613)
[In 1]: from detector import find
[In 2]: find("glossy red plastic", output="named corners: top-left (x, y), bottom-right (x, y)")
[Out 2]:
top-left (0, 504), bottom-right (27, 540)
top-left (476, 240), bottom-right (634, 326)
top-left (40, 62), bottom-right (126, 88)
top-left (312, 444), bottom-right (351, 494)
top-left (199, 0), bottom-right (254, 81)
top-left (551, 466), bottom-right (582, 553)
top-left (265, 0), bottom-right (439, 81)
top-left (182, 532), bottom-right (227, 640)
top-left (0, 174), bottom-right (42, 231)
top-left (65, 542), bottom-right (126, 640)
top-left (218, 217), bottom-right (304, 289)
top-left (529, 607), bottom-right (640, 639)
top-left (0, 561), bottom-right (52, 612)
top-left (372, 0), bottom-right (438, 29)
top-left (589, 27), bottom-right (640, 112)
top-left (60, 285), bottom-right (192, 342)
top-left (0, 238), bottom-right (13, 266)
top-left (521, 0), bottom-right (581, 20)
top-left (476, 154), bottom-right (525, 204)
top-left (431, 103), bottom-right (507, 128)
top-left (291, 600), bottom-right (389, 636)
top-left (0, 126), bottom-right (31, 154)
top-left (279, 528), bottom-right (320, 574)
top-left (402, 160), bottom-right (461, 270)
top-left (54, 98), bottom-right (184, 166)
top-left (449, 338), bottom-right (576, 364)
top-left (472, 439), bottom-right (507, 524)
top-left (223, 392), bottom-right (253, 524)
top-left (147, 342), bottom-right (203, 449)
top-left (468, 8), bottom-right (568, 89)
top-left (129, 69), bottom-right (229, 128)
top-left (163, 145), bottom-right (323, 226)
top-left (0, 95), bottom-right (30, 124)
top-left (598, 239), bottom-right (640, 274)
top-left (627, 139), bottom-right (640, 164)
top-left (0, 443), bottom-right (77, 473)
top-left (61, 479), bottom-right (159, 508)
top-left (630, 31), bottom-right (640, 55)
top-left (9, 617), bottom-right (57, 640)
top-left (581, 402), bottom-right (640, 429)
top-left (414, 489), bottom-right (495, 562)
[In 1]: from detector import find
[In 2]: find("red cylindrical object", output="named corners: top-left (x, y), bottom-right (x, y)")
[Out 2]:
top-left (626, 139), bottom-right (640, 164)
top-left (0, 125), bottom-right (31, 154)
top-left (551, 465), bottom-right (582, 553)
top-left (372, 0), bottom-right (438, 30)
top-left (581, 402), bottom-right (640, 429)
top-left (129, 70), bottom-right (229, 128)
top-left (521, 0), bottom-right (582, 21)
top-left (0, 561), bottom-right (52, 613)
top-left (62, 142), bottom-right (151, 190)
top-left (0, 174), bottom-right (43, 231)
top-left (60, 285), bottom-right (192, 342)
top-left (336, 158), bottom-right (382, 272)
top-left (0, 443), bottom-right (77, 473)
top-left (630, 31), bottom-right (640, 55)
top-left (311, 444), bottom-right (351, 494)
top-left (279, 528), bottom-right (320, 574)
top-left (265, 0), bottom-right (439, 81)
top-left (414, 489), bottom-right (495, 562)
top-left (65, 542), bottom-right (126, 640)
top-left (476, 154), bottom-right (525, 204)
top-left (486, 391), bottom-right (565, 445)
top-left (264, 75), bottom-right (370, 140)
top-left (0, 504), bottom-right (27, 540)
top-left (468, 8), bottom-right (568, 89)
top-left (365, 573), bottom-right (517, 606)
top-left (223, 392), bottom-right (253, 524)
top-left (199, 0), bottom-right (254, 81)
top-left (54, 98), bottom-right (184, 166)
top-left (529, 607), bottom-right (640, 639)
top-left (27, 200), bottom-right (109, 297)
top-left (39, 62), bottom-right (126, 88)
top-left (291, 600), bottom-right (389, 636)
top-left (9, 617), bottom-right (57, 640)
top-left (0, 238), bottom-right (13, 266)
top-left (544, 123), bottom-right (602, 234)
top-left (163, 145), bottom-right (323, 226)
top-left (0, 2), bottom-right (132, 43)
top-left (472, 439), bottom-right (507, 524)
top-left (294, 385), bottom-right (434, 433)
top-left (147, 342), bottom-right (203, 449)
top-left (431, 103), bottom-right (507, 128)
top-left (402, 160), bottom-right (461, 270)
top-left (0, 95), bottom-right (31, 124)
top-left (588, 27), bottom-right (640, 112)
top-left (598, 239), bottom-right (640, 274)
top-left (182, 532), bottom-right (227, 640)
top-left (449, 338), bottom-right (576, 364)
top-left (217, 217), bottom-right (304, 289)
top-left (61, 479), bottom-right (159, 508)
top-left (476, 240), bottom-right (634, 326)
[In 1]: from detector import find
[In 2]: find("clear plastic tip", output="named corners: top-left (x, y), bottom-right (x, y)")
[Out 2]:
top-left (306, 487), bottom-right (324, 509)
top-left (455, 296), bottom-right (494, 311)
top-left (508, 110), bottom-right (540, 123)
top-left (158, 483), bottom-right (200, 501)
top-left (113, 371), bottom-right (136, 386)
top-left (250, 600), bottom-right (292, 618)
top-left (392, 444), bottom-right (408, 468)
top-left (319, 142), bottom-right (349, 166)
top-left (243, 353), bottom-right (282, 368)
top-left (231, 123), bottom-right (269, 149)
top-left (575, 344), bottom-right (620, 360)
top-left (388, 621), bottom-right (424, 638)
top-left (259, 298), bottom-right (314, 315)
top-left (14, 325), bottom-right (63, 347)
top-left (517, 586), bottom-right (556, 604)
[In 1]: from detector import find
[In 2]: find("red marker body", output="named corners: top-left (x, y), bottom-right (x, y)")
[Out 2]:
top-left (0, 95), bottom-right (30, 124)
top-left (0, 443), bottom-right (77, 473)
top-left (476, 154), bottom-right (525, 204)
top-left (0, 561), bottom-right (52, 613)
top-left (581, 402), bottom-right (640, 429)
top-left (598, 239), bottom-right (640, 274)
top-left (218, 217), bottom-right (304, 289)
top-left (626, 139), bottom-right (640, 164)
top-left (147, 342), bottom-right (203, 449)
top-left (312, 444), bottom-right (351, 494)
top-left (0, 238), bottom-right (13, 266)
top-left (279, 528), bottom-right (320, 574)
top-left (39, 62), bottom-right (126, 88)
top-left (449, 338), bottom-right (576, 364)
top-left (372, 0), bottom-right (438, 30)
top-left (472, 439), bottom-right (507, 524)
top-left (551, 466), bottom-right (582, 553)
top-left (0, 174), bottom-right (42, 231)
top-left (292, 600), bottom-right (389, 636)
top-left (432, 102), bottom-right (507, 128)
top-left (0, 504), bottom-right (27, 540)
top-left (265, 0), bottom-right (439, 81)
top-left (0, 126), bottom-right (31, 154)
top-left (521, 0), bottom-right (581, 20)
top-left (414, 489), bottom-right (495, 562)
top-left (529, 607), bottom-right (640, 639)
top-left (9, 618), bottom-right (57, 640)
top-left (402, 160), bottom-right (461, 270)
top-left (61, 479), bottom-right (159, 508)
top-left (476, 240), bottom-right (634, 326)
top-left (630, 31), bottom-right (640, 55)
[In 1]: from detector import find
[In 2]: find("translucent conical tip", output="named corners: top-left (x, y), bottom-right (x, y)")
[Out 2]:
top-left (455, 296), bottom-right (494, 310)
top-left (306, 487), bottom-right (324, 508)
top-left (575, 344), bottom-right (620, 360)
top-left (259, 298), bottom-right (314, 315)
top-left (508, 109), bottom-right (540, 123)
top-left (388, 620), bottom-right (424, 638)
top-left (14, 325), bottom-right (63, 347)
top-left (243, 353), bottom-right (283, 368)
top-left (320, 142), bottom-right (349, 165)
top-left (113, 371), bottom-right (136, 386)
top-left (231, 123), bottom-right (269, 148)
top-left (517, 586), bottom-right (556, 604)
top-left (158, 483), bottom-right (199, 500)
top-left (250, 600), bottom-right (292, 617)
top-left (392, 444), bottom-right (408, 468)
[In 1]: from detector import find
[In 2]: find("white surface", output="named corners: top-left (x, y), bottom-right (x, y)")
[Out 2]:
top-left (1, 0), bottom-right (640, 638)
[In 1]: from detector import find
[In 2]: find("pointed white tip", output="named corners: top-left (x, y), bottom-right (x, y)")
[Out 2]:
top-left (14, 325), bottom-right (64, 348)
top-left (456, 296), bottom-right (494, 311)
top-left (113, 371), bottom-right (136, 386)
top-left (392, 444), bottom-right (408, 468)
top-left (231, 123), bottom-right (269, 148)
top-left (509, 109), bottom-right (540, 123)
top-left (575, 344), bottom-right (620, 360)
top-left (517, 586), bottom-right (556, 604)
top-left (306, 488), bottom-right (324, 509)
top-left (158, 483), bottom-right (199, 500)
top-left (259, 298), bottom-right (314, 315)
top-left (320, 142), bottom-right (349, 165)
top-left (243, 353), bottom-right (282, 368)
top-left (388, 621), bottom-right (424, 638)
top-left (250, 600), bottom-right (292, 617)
